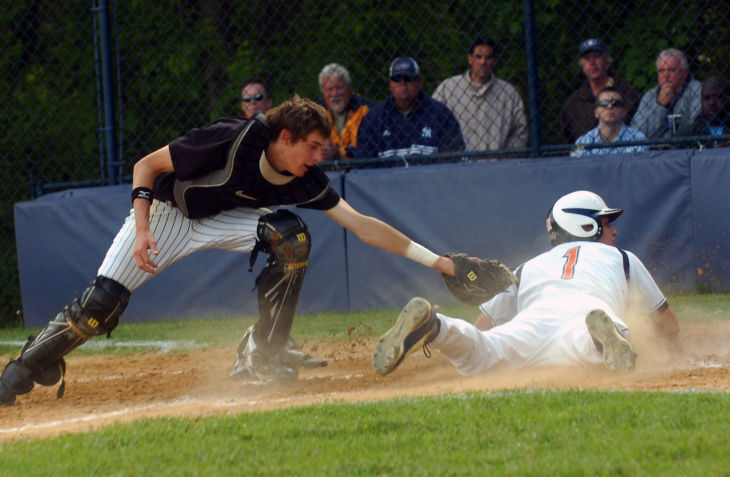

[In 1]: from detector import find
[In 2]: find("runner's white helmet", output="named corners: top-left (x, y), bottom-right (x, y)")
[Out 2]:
top-left (546, 190), bottom-right (623, 246)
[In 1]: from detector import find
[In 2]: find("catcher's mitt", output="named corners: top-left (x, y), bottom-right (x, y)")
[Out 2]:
top-left (441, 253), bottom-right (517, 306)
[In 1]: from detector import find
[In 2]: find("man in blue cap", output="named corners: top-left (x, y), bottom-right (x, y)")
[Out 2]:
top-left (559, 38), bottom-right (641, 144)
top-left (354, 56), bottom-right (465, 162)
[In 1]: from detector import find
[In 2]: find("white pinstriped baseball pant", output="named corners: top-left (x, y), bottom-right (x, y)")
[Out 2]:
top-left (97, 200), bottom-right (268, 292)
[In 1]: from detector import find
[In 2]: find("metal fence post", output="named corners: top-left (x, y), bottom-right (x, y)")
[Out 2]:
top-left (524, 0), bottom-right (543, 157)
top-left (93, 0), bottom-right (120, 185)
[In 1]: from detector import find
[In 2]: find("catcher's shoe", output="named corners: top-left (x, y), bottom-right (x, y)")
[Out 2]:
top-left (230, 326), bottom-right (298, 382)
top-left (0, 379), bottom-right (16, 406)
top-left (279, 338), bottom-right (327, 369)
top-left (373, 297), bottom-right (440, 376)
top-left (586, 309), bottom-right (637, 373)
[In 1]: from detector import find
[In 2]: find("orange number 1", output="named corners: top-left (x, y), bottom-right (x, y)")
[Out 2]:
top-left (562, 246), bottom-right (580, 279)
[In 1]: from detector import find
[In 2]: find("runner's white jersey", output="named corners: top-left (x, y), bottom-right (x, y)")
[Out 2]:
top-left (481, 241), bottom-right (666, 322)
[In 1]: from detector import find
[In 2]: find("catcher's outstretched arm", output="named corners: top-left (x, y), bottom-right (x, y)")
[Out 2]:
top-left (324, 199), bottom-right (454, 276)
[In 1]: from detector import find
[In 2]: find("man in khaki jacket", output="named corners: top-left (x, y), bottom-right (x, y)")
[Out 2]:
top-left (432, 37), bottom-right (527, 153)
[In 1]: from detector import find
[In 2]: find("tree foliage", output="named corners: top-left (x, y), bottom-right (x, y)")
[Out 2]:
top-left (1, 0), bottom-right (728, 326)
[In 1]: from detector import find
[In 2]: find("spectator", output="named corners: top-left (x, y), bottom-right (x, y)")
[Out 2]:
top-left (572, 87), bottom-right (648, 156)
top-left (688, 74), bottom-right (730, 148)
top-left (354, 56), bottom-right (465, 161)
top-left (240, 76), bottom-right (273, 118)
top-left (631, 48), bottom-right (702, 138)
top-left (559, 38), bottom-right (641, 144)
top-left (317, 63), bottom-right (373, 161)
top-left (432, 37), bottom-right (527, 152)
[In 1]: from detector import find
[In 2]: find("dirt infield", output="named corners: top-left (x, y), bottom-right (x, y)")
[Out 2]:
top-left (1, 320), bottom-right (728, 441)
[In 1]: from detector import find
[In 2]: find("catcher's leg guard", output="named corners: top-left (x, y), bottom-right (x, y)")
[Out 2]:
top-left (251, 210), bottom-right (311, 355)
top-left (232, 210), bottom-right (313, 381)
top-left (0, 276), bottom-right (130, 405)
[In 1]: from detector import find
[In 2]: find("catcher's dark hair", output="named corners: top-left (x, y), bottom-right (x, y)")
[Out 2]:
top-left (469, 37), bottom-right (497, 55)
top-left (265, 95), bottom-right (332, 143)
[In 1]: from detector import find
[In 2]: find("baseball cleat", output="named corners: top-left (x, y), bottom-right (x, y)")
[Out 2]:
top-left (0, 380), bottom-right (16, 406)
top-left (230, 326), bottom-right (298, 382)
top-left (585, 309), bottom-right (637, 373)
top-left (373, 297), bottom-right (440, 376)
top-left (280, 337), bottom-right (327, 369)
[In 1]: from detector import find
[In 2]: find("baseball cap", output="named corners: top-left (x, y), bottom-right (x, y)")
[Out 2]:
top-left (389, 57), bottom-right (420, 80)
top-left (579, 38), bottom-right (608, 57)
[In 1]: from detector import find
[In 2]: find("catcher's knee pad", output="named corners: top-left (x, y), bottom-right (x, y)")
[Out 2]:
top-left (253, 209), bottom-right (312, 265)
top-left (20, 276), bottom-right (130, 373)
top-left (250, 210), bottom-right (310, 355)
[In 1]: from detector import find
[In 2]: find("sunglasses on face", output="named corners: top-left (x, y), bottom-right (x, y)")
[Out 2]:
top-left (242, 94), bottom-right (266, 102)
top-left (597, 99), bottom-right (625, 108)
top-left (390, 75), bottom-right (416, 83)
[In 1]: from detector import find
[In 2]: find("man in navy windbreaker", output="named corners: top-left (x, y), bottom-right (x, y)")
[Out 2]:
top-left (354, 57), bottom-right (465, 161)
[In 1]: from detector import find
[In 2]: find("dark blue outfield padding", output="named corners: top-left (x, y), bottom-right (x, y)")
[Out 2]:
top-left (14, 148), bottom-right (730, 326)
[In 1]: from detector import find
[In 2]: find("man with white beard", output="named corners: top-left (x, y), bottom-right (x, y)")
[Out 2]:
top-left (317, 63), bottom-right (372, 160)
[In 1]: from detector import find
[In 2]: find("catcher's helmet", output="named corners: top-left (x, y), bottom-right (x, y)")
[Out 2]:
top-left (546, 190), bottom-right (623, 246)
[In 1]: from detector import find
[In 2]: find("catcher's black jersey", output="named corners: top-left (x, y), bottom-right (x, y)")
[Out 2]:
top-left (154, 116), bottom-right (340, 219)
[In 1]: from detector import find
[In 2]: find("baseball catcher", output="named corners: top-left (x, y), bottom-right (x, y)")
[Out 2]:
top-left (1, 96), bottom-right (458, 406)
top-left (440, 253), bottom-right (516, 306)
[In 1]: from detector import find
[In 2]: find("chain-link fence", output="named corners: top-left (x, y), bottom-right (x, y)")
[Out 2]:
top-left (2, 0), bottom-right (729, 326)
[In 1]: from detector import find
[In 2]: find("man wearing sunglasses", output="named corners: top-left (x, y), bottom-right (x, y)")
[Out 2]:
top-left (240, 76), bottom-right (273, 118)
top-left (572, 87), bottom-right (648, 156)
top-left (354, 56), bottom-right (464, 163)
top-left (559, 38), bottom-right (641, 145)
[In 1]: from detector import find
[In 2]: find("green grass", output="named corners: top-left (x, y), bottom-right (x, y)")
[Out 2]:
top-left (0, 391), bottom-right (728, 476)
top-left (1, 293), bottom-right (727, 356)
top-left (0, 302), bottom-right (479, 356)
top-left (0, 294), bottom-right (728, 475)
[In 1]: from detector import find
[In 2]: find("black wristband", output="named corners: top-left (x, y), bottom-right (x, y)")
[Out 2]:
top-left (131, 187), bottom-right (153, 205)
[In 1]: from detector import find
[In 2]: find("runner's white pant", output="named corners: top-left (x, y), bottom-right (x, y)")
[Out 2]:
top-left (431, 300), bottom-right (630, 375)
top-left (97, 200), bottom-right (268, 292)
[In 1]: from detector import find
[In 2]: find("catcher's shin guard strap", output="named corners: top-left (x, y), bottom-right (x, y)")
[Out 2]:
top-left (20, 312), bottom-right (87, 373)
top-left (251, 210), bottom-right (311, 357)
